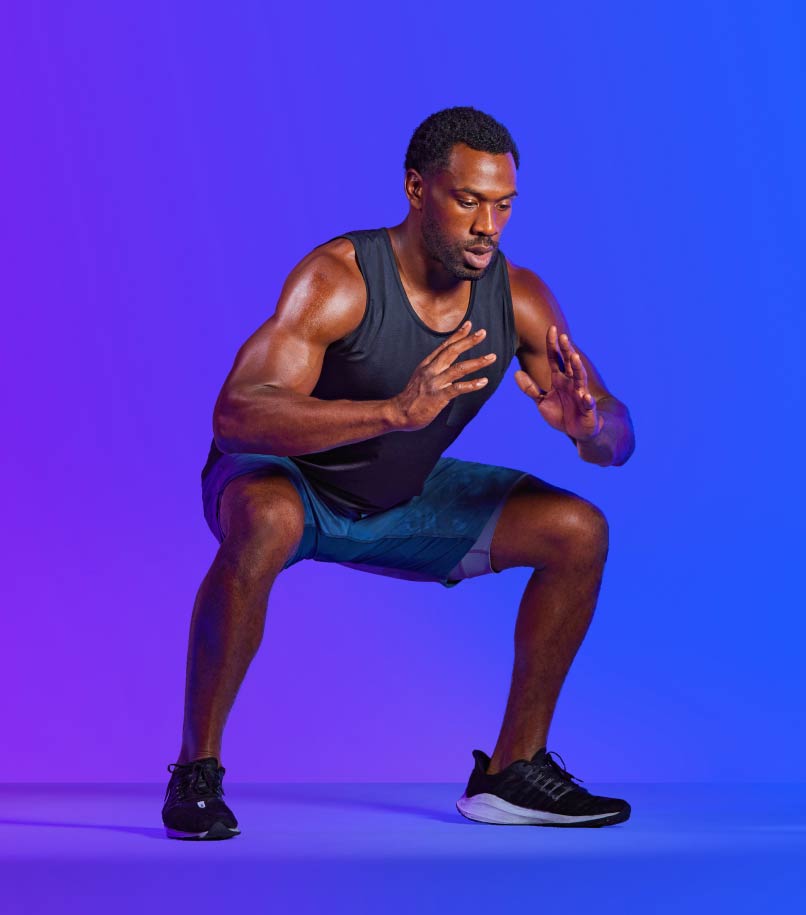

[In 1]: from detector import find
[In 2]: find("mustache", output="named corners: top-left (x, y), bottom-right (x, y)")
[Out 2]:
top-left (465, 240), bottom-right (497, 250)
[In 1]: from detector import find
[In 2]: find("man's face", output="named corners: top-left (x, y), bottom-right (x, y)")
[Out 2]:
top-left (419, 143), bottom-right (518, 281)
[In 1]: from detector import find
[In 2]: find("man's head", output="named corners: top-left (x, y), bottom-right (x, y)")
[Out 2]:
top-left (403, 107), bottom-right (519, 280)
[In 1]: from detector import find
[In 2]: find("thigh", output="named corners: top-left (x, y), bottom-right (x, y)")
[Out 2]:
top-left (489, 474), bottom-right (609, 572)
top-left (320, 456), bottom-right (529, 585)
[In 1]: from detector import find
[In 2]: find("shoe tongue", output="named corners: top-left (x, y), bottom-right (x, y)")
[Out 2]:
top-left (529, 747), bottom-right (548, 764)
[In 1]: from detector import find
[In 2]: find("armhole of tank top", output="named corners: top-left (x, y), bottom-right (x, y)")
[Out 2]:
top-left (326, 233), bottom-right (371, 352)
top-left (500, 252), bottom-right (519, 360)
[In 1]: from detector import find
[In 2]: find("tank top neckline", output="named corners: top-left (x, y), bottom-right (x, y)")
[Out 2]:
top-left (381, 227), bottom-right (477, 337)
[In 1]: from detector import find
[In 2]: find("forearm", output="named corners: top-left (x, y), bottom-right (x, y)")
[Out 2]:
top-left (214, 385), bottom-right (400, 457)
top-left (572, 397), bottom-right (635, 467)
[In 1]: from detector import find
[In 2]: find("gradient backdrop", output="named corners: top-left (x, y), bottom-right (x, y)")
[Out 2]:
top-left (3, 0), bottom-right (803, 783)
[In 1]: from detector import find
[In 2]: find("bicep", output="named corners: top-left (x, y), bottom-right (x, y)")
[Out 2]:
top-left (512, 263), bottom-right (613, 402)
top-left (218, 245), bottom-right (364, 400)
top-left (222, 317), bottom-right (327, 398)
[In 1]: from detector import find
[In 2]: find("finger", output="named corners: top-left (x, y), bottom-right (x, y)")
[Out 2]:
top-left (546, 325), bottom-right (566, 376)
top-left (558, 332), bottom-right (575, 377)
top-left (437, 352), bottom-right (497, 386)
top-left (428, 327), bottom-right (488, 373)
top-left (571, 351), bottom-right (589, 395)
top-left (446, 377), bottom-right (489, 398)
top-left (419, 320), bottom-right (473, 368)
top-left (514, 368), bottom-right (546, 400)
top-left (579, 391), bottom-right (596, 411)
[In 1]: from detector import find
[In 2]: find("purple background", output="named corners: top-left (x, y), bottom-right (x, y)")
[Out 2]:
top-left (3, 1), bottom-right (803, 783)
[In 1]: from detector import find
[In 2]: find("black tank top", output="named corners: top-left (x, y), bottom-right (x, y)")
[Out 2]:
top-left (201, 227), bottom-right (518, 516)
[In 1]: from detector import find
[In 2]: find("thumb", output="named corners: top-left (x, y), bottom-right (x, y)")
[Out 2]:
top-left (514, 369), bottom-right (547, 401)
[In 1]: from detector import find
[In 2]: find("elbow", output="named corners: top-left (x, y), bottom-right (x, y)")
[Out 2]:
top-left (613, 434), bottom-right (636, 467)
top-left (212, 391), bottom-right (239, 454)
top-left (213, 433), bottom-right (233, 455)
top-left (212, 385), bottom-right (287, 456)
top-left (612, 407), bottom-right (635, 467)
top-left (213, 418), bottom-right (235, 455)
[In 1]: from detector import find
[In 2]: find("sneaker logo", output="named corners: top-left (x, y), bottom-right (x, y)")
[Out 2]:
top-left (197, 801), bottom-right (206, 808)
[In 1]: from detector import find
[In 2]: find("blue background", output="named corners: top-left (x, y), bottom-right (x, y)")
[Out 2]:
top-left (3, 0), bottom-right (803, 782)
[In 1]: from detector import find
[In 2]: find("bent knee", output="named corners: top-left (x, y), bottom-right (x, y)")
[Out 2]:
top-left (553, 497), bottom-right (609, 558)
top-left (219, 471), bottom-right (306, 548)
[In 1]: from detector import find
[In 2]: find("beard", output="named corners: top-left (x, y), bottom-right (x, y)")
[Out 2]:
top-left (421, 207), bottom-right (498, 280)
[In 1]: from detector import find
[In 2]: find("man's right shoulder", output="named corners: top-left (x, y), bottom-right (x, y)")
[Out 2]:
top-left (274, 235), bottom-right (367, 343)
top-left (293, 235), bottom-right (363, 289)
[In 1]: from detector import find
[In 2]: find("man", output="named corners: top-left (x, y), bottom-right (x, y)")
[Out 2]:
top-left (161, 106), bottom-right (635, 840)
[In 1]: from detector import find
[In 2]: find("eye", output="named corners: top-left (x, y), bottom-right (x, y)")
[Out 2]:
top-left (497, 203), bottom-right (512, 211)
top-left (458, 199), bottom-right (476, 209)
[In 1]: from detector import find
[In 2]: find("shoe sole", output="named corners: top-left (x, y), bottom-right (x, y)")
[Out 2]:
top-left (456, 793), bottom-right (630, 827)
top-left (165, 821), bottom-right (241, 840)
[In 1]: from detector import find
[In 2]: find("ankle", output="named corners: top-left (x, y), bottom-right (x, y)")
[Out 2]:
top-left (487, 742), bottom-right (546, 775)
top-left (486, 753), bottom-right (512, 775)
top-left (176, 747), bottom-right (221, 766)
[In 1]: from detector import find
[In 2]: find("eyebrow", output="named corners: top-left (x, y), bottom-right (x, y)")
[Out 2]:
top-left (454, 187), bottom-right (519, 201)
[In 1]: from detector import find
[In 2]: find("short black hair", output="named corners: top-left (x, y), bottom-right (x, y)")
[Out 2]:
top-left (404, 106), bottom-right (520, 176)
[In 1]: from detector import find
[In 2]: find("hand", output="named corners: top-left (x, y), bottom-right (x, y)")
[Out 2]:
top-left (514, 325), bottom-right (603, 442)
top-left (391, 320), bottom-right (497, 431)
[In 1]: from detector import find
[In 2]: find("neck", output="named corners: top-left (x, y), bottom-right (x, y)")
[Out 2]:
top-left (387, 216), bottom-right (467, 295)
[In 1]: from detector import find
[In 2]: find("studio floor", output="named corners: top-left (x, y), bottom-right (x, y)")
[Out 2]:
top-left (2, 782), bottom-right (804, 913)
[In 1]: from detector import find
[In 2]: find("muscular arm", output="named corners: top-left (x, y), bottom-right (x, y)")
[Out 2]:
top-left (213, 239), bottom-right (398, 457)
top-left (508, 260), bottom-right (635, 467)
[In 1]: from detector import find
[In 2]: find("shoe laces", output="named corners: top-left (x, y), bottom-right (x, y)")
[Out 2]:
top-left (165, 760), bottom-right (225, 803)
top-left (544, 750), bottom-right (585, 787)
top-left (522, 750), bottom-right (586, 800)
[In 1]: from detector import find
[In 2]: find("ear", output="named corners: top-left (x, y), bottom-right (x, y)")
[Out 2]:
top-left (404, 168), bottom-right (425, 210)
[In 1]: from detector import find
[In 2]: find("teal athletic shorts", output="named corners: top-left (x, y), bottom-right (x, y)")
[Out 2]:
top-left (202, 454), bottom-right (529, 588)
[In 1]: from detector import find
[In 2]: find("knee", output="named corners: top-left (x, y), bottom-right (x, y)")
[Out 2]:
top-left (551, 497), bottom-right (609, 564)
top-left (220, 473), bottom-right (306, 561)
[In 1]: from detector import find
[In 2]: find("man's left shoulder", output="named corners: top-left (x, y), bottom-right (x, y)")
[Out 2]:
top-left (504, 256), bottom-right (564, 348)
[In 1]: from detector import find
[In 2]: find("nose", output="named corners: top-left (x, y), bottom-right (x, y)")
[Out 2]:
top-left (471, 203), bottom-right (498, 239)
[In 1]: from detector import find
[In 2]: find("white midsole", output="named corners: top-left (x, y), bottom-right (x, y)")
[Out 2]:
top-left (456, 792), bottom-right (620, 825)
top-left (165, 825), bottom-right (240, 838)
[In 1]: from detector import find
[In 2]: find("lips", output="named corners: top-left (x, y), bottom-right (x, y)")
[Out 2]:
top-left (465, 247), bottom-right (494, 268)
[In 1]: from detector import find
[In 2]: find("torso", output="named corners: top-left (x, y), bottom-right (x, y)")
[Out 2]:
top-left (201, 226), bottom-right (552, 494)
top-left (323, 231), bottom-right (550, 362)
top-left (286, 226), bottom-right (519, 514)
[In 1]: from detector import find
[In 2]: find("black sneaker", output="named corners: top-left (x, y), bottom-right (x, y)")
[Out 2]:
top-left (162, 756), bottom-right (241, 840)
top-left (456, 747), bottom-right (630, 827)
